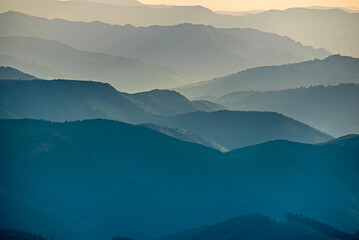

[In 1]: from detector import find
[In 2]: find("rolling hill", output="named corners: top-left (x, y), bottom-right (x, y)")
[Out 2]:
top-left (0, 119), bottom-right (228, 240)
top-left (176, 55), bottom-right (359, 98)
top-left (159, 110), bottom-right (332, 149)
top-left (0, 36), bottom-right (183, 92)
top-left (0, 80), bottom-right (332, 149)
top-left (207, 84), bottom-right (359, 137)
top-left (0, 79), bottom-right (159, 123)
top-left (1, 2), bottom-right (358, 240)
top-left (2, 214), bottom-right (359, 240)
top-left (127, 89), bottom-right (226, 116)
top-left (0, 119), bottom-right (358, 240)
top-left (225, 135), bottom-right (359, 233)
top-left (142, 123), bottom-right (228, 152)
top-left (159, 214), bottom-right (358, 240)
top-left (0, 66), bottom-right (36, 80)
top-left (0, 79), bottom-right (224, 123)
top-left (190, 100), bottom-right (226, 112)
top-left (0, 230), bottom-right (51, 240)
top-left (0, 11), bottom-right (329, 82)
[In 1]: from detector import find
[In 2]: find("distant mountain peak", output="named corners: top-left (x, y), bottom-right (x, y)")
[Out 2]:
top-left (176, 54), bottom-right (359, 98)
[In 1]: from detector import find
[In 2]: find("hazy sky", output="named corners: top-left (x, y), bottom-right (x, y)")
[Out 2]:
top-left (138, 0), bottom-right (359, 11)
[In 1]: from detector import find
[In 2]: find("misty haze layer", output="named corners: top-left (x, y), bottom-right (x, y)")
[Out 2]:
top-left (0, 1), bottom-right (358, 240)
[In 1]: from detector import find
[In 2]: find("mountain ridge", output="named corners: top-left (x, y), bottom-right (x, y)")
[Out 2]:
top-left (0, 66), bottom-right (36, 80)
top-left (158, 214), bottom-right (358, 240)
top-left (158, 110), bottom-right (332, 149)
top-left (0, 2), bottom-right (357, 56)
top-left (0, 119), bottom-right (358, 239)
top-left (0, 79), bottom-right (333, 150)
top-left (0, 11), bottom-right (330, 82)
top-left (176, 55), bottom-right (359, 98)
top-left (0, 35), bottom-right (184, 92)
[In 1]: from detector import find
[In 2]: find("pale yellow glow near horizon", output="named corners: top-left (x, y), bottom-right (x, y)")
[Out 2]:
top-left (137, 0), bottom-right (359, 11)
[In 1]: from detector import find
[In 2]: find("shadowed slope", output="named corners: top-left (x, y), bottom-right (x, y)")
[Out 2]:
top-left (208, 84), bottom-right (359, 137)
top-left (0, 79), bottom-right (331, 149)
top-left (160, 110), bottom-right (332, 149)
top-left (159, 214), bottom-right (354, 240)
top-left (0, 119), bottom-right (358, 239)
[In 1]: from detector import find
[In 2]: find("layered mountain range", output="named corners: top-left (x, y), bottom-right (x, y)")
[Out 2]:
top-left (0, 2), bottom-right (358, 240)
top-left (0, 11), bottom-right (329, 85)
top-left (0, 78), bottom-right (331, 150)
top-left (200, 84), bottom-right (359, 137)
top-left (176, 55), bottom-right (359, 98)
top-left (174, 55), bottom-right (359, 137)
top-left (0, 119), bottom-right (358, 240)
top-left (0, 0), bottom-right (358, 56)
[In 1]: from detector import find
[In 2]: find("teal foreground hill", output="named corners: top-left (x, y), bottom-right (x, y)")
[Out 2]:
top-left (159, 214), bottom-right (359, 240)
top-left (0, 119), bottom-right (358, 240)
top-left (3, 214), bottom-right (358, 240)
